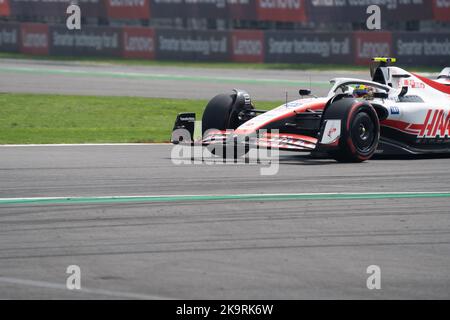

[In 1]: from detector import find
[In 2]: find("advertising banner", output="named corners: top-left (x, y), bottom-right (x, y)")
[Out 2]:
top-left (9, 0), bottom-right (105, 18)
top-left (106, 0), bottom-right (151, 19)
top-left (353, 31), bottom-right (392, 65)
top-left (264, 31), bottom-right (352, 64)
top-left (433, 0), bottom-right (450, 21)
top-left (183, 0), bottom-right (229, 18)
top-left (394, 32), bottom-right (450, 66)
top-left (231, 29), bottom-right (264, 62)
top-left (156, 29), bottom-right (230, 61)
top-left (0, 0), bottom-right (10, 16)
top-left (228, 0), bottom-right (257, 20)
top-left (123, 26), bottom-right (155, 59)
top-left (150, 0), bottom-right (229, 18)
top-left (20, 23), bottom-right (49, 55)
top-left (50, 25), bottom-right (122, 57)
top-left (0, 22), bottom-right (19, 52)
top-left (149, 0), bottom-right (183, 18)
top-left (257, 0), bottom-right (306, 22)
top-left (306, 0), bottom-right (433, 23)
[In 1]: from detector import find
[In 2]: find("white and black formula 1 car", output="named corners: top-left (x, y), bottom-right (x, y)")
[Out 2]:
top-left (171, 58), bottom-right (450, 162)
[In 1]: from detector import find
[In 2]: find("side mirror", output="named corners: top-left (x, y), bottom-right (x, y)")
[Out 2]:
top-left (373, 92), bottom-right (388, 99)
top-left (299, 89), bottom-right (311, 96)
top-left (399, 86), bottom-right (408, 97)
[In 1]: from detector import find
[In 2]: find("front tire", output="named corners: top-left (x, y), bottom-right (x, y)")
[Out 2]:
top-left (201, 93), bottom-right (249, 159)
top-left (202, 93), bottom-right (236, 135)
top-left (324, 99), bottom-right (380, 162)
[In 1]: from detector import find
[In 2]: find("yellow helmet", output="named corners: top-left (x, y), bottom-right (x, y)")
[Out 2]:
top-left (354, 85), bottom-right (369, 97)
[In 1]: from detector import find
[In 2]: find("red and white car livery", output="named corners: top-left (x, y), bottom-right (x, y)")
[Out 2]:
top-left (172, 58), bottom-right (450, 162)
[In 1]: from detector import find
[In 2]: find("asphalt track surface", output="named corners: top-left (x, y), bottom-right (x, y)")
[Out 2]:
top-left (0, 58), bottom-right (368, 100)
top-left (1, 145), bottom-right (450, 299)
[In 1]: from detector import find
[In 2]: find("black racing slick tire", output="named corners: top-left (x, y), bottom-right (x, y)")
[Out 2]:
top-left (324, 99), bottom-right (380, 163)
top-left (202, 93), bottom-right (236, 135)
top-left (201, 93), bottom-right (248, 159)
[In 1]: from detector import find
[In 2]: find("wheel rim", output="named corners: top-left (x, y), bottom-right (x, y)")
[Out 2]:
top-left (351, 112), bottom-right (376, 153)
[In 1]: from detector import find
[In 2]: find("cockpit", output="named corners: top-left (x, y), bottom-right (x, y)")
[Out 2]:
top-left (328, 79), bottom-right (391, 101)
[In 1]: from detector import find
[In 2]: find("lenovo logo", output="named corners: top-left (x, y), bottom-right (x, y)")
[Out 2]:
top-left (354, 32), bottom-right (392, 65)
top-left (357, 39), bottom-right (390, 58)
top-left (123, 27), bottom-right (155, 59)
top-left (233, 38), bottom-right (262, 56)
top-left (125, 35), bottom-right (154, 53)
top-left (231, 30), bottom-right (264, 63)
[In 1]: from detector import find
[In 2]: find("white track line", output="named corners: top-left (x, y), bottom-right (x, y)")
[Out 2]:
top-left (0, 276), bottom-right (173, 300)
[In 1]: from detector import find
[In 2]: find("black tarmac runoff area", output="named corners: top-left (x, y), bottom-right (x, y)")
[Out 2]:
top-left (0, 144), bottom-right (449, 299)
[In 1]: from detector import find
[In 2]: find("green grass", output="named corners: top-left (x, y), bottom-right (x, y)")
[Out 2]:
top-left (0, 52), bottom-right (441, 73)
top-left (0, 93), bottom-right (281, 144)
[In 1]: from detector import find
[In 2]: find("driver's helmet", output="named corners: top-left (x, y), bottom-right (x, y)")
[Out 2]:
top-left (353, 84), bottom-right (369, 98)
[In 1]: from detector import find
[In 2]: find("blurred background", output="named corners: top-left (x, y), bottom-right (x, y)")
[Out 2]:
top-left (0, 0), bottom-right (449, 67)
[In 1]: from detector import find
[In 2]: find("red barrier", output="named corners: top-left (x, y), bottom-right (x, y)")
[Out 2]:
top-left (0, 0), bottom-right (10, 16)
top-left (231, 30), bottom-right (264, 63)
top-left (20, 23), bottom-right (49, 55)
top-left (123, 27), bottom-right (155, 59)
top-left (353, 32), bottom-right (392, 66)
top-left (106, 0), bottom-right (150, 19)
top-left (433, 0), bottom-right (450, 21)
top-left (257, 0), bottom-right (306, 22)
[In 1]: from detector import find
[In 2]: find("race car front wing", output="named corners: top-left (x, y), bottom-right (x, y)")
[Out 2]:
top-left (171, 112), bottom-right (342, 152)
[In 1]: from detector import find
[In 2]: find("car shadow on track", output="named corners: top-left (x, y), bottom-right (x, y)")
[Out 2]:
top-left (268, 152), bottom-right (450, 166)
top-left (372, 153), bottom-right (450, 161)
top-left (277, 154), bottom-right (337, 166)
top-left (164, 148), bottom-right (450, 167)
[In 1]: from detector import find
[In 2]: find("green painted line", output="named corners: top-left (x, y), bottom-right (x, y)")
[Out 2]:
top-left (1, 192), bottom-right (450, 206)
top-left (0, 66), bottom-right (330, 87)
